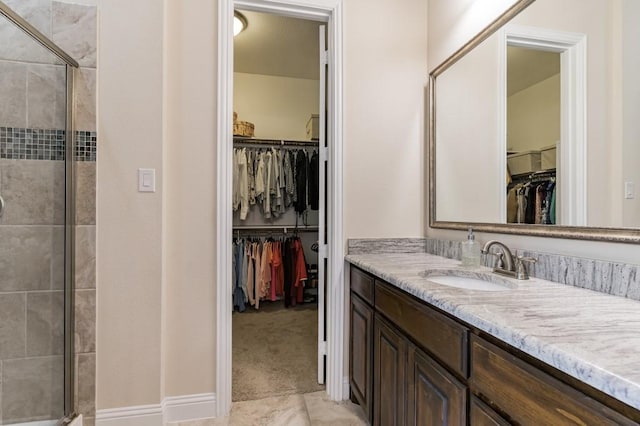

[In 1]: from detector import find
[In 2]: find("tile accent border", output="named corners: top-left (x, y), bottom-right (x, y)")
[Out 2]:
top-left (0, 127), bottom-right (97, 161)
top-left (75, 131), bottom-right (97, 162)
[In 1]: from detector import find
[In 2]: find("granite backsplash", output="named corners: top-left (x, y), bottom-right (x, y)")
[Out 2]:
top-left (347, 237), bottom-right (640, 301)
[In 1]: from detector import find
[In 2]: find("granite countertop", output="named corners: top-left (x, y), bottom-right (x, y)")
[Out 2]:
top-left (345, 252), bottom-right (640, 411)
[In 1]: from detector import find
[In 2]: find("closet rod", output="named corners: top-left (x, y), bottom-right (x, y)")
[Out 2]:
top-left (233, 137), bottom-right (319, 147)
top-left (233, 225), bottom-right (319, 232)
top-left (512, 169), bottom-right (556, 180)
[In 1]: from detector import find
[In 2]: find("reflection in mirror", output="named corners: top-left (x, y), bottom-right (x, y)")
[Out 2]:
top-left (506, 47), bottom-right (559, 225)
top-left (431, 0), bottom-right (640, 241)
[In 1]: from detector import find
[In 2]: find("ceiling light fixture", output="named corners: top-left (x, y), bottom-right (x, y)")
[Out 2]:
top-left (234, 11), bottom-right (248, 37)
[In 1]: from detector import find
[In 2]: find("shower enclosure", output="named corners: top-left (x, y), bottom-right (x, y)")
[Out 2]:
top-left (0, 1), bottom-right (78, 424)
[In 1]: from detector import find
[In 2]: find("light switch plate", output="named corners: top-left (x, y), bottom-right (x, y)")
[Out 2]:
top-left (138, 168), bottom-right (156, 192)
top-left (625, 181), bottom-right (634, 199)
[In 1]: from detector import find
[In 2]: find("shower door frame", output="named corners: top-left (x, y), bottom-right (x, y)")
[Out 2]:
top-left (0, 1), bottom-right (79, 422)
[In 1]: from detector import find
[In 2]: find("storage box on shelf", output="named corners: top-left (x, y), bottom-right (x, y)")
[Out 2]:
top-left (540, 144), bottom-right (557, 170)
top-left (306, 114), bottom-right (319, 140)
top-left (234, 120), bottom-right (255, 137)
top-left (507, 150), bottom-right (541, 175)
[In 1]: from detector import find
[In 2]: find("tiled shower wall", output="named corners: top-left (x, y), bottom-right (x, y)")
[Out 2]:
top-left (0, 0), bottom-right (96, 423)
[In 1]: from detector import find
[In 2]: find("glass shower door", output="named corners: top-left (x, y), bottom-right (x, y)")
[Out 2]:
top-left (0, 5), bottom-right (70, 424)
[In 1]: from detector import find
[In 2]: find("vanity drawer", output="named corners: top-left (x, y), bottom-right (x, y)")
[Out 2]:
top-left (469, 335), bottom-right (636, 425)
top-left (374, 280), bottom-right (468, 378)
top-left (469, 396), bottom-right (509, 426)
top-left (350, 267), bottom-right (375, 305)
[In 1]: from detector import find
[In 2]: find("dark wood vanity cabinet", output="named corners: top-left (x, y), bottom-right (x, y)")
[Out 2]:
top-left (351, 267), bottom-right (468, 426)
top-left (469, 396), bottom-right (510, 426)
top-left (374, 315), bottom-right (407, 426)
top-left (407, 342), bottom-right (466, 425)
top-left (349, 265), bottom-right (640, 426)
top-left (373, 312), bottom-right (466, 426)
top-left (469, 335), bottom-right (638, 425)
top-left (350, 293), bottom-right (374, 421)
top-left (349, 267), bottom-right (375, 422)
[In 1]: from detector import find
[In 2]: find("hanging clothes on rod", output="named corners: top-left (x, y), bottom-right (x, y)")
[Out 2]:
top-left (232, 232), bottom-right (309, 312)
top-left (507, 171), bottom-right (556, 225)
top-left (294, 149), bottom-right (307, 214)
top-left (233, 145), bottom-right (319, 220)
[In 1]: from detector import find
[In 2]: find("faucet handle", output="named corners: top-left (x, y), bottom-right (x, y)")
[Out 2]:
top-left (484, 251), bottom-right (505, 269)
top-left (515, 256), bottom-right (537, 280)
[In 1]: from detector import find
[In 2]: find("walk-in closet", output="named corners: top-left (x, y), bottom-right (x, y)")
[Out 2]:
top-left (231, 9), bottom-right (326, 402)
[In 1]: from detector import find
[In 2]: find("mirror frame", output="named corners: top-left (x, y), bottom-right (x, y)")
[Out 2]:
top-left (428, 0), bottom-right (640, 244)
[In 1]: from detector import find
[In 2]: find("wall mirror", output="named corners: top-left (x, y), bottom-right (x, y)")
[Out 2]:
top-left (429, 0), bottom-right (640, 243)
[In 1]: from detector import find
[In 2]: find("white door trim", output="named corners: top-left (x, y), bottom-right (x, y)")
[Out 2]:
top-left (503, 25), bottom-right (587, 226)
top-left (216, 0), bottom-right (345, 417)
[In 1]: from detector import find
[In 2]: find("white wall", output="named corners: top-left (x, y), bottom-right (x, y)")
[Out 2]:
top-left (96, 0), bottom-right (218, 411)
top-left (163, 0), bottom-right (217, 399)
top-left (428, 0), bottom-right (518, 71)
top-left (508, 73), bottom-right (560, 153)
top-left (621, 0), bottom-right (640, 227)
top-left (343, 0), bottom-right (427, 239)
top-left (94, 0), bottom-right (429, 413)
top-left (96, 0), bottom-right (164, 409)
top-left (427, 0), bottom-right (640, 264)
top-left (233, 72), bottom-right (319, 141)
top-left (435, 34), bottom-right (503, 223)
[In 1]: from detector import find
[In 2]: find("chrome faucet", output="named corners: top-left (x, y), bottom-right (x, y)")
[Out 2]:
top-left (481, 240), bottom-right (536, 280)
top-left (481, 240), bottom-right (515, 271)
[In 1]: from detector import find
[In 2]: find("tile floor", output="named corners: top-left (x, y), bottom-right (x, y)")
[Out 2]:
top-left (168, 391), bottom-right (368, 426)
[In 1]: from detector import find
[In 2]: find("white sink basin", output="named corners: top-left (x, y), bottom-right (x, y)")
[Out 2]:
top-left (420, 271), bottom-right (514, 292)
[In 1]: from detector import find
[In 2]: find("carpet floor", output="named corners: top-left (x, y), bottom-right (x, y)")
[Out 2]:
top-left (232, 302), bottom-right (325, 402)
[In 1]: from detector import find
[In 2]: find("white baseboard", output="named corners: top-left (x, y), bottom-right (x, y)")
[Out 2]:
top-left (95, 393), bottom-right (216, 426)
top-left (96, 403), bottom-right (163, 426)
top-left (163, 393), bottom-right (216, 423)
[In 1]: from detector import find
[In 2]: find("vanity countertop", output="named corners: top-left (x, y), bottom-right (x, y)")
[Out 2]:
top-left (345, 252), bottom-right (640, 411)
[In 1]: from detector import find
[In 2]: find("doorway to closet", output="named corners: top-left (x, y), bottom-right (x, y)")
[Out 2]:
top-left (230, 8), bottom-right (327, 404)
top-left (216, 0), bottom-right (345, 416)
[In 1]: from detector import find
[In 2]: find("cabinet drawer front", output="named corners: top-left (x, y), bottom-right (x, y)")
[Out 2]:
top-left (350, 293), bottom-right (374, 422)
top-left (470, 335), bottom-right (635, 426)
top-left (375, 281), bottom-right (468, 377)
top-left (407, 345), bottom-right (467, 426)
top-left (351, 267), bottom-right (375, 305)
top-left (469, 396), bottom-right (509, 426)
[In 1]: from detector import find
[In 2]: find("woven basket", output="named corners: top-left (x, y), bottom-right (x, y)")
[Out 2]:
top-left (233, 121), bottom-right (255, 137)
top-left (233, 111), bottom-right (238, 123)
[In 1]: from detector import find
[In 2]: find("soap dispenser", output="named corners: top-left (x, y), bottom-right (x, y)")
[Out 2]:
top-left (461, 227), bottom-right (481, 267)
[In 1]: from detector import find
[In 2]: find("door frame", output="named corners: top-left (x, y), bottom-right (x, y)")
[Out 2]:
top-left (216, 0), bottom-right (345, 417)
top-left (501, 25), bottom-right (587, 225)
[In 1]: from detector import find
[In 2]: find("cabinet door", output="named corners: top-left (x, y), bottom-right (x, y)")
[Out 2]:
top-left (350, 293), bottom-right (374, 421)
top-left (407, 344), bottom-right (467, 426)
top-left (469, 396), bottom-right (510, 426)
top-left (374, 315), bottom-right (407, 426)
